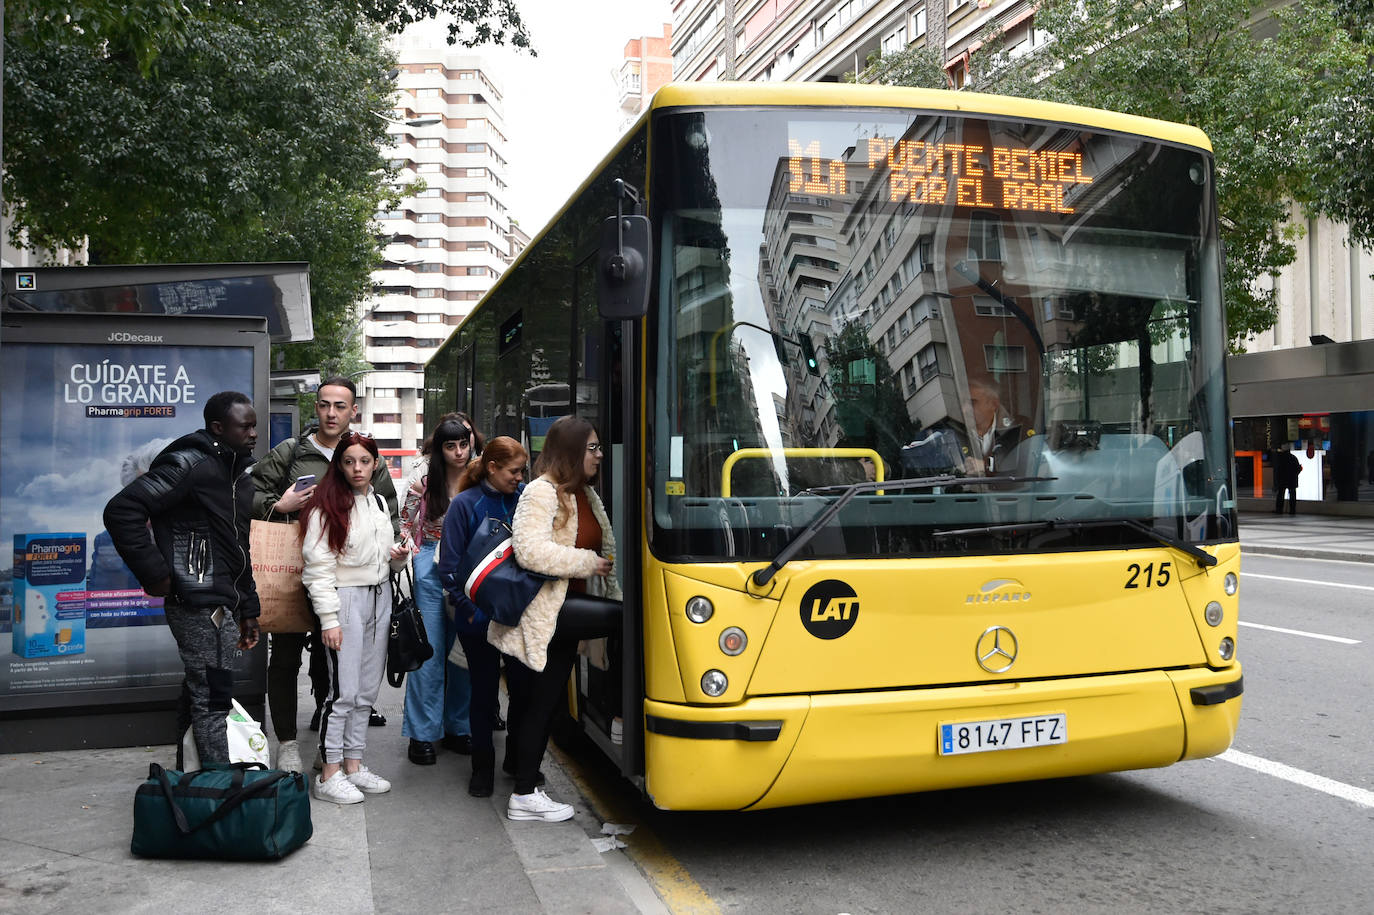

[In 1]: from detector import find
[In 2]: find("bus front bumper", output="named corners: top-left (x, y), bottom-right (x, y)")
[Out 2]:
top-left (642, 665), bottom-right (1242, 811)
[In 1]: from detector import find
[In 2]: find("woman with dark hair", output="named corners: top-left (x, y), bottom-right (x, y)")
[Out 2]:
top-left (404, 411), bottom-right (483, 493)
top-left (400, 416), bottom-right (478, 766)
top-left (437, 435), bottom-right (529, 796)
top-left (301, 431), bottom-right (411, 804)
top-left (489, 416), bottom-right (620, 822)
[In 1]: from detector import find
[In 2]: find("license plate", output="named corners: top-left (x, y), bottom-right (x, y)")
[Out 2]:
top-left (939, 713), bottom-right (1067, 756)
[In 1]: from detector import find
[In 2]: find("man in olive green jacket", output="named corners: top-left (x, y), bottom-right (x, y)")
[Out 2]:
top-left (252, 376), bottom-right (399, 772)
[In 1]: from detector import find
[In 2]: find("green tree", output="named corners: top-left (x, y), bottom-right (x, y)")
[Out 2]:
top-left (1301, 0), bottom-right (1374, 249)
top-left (3, 1), bottom-right (531, 376)
top-left (849, 46), bottom-right (948, 88)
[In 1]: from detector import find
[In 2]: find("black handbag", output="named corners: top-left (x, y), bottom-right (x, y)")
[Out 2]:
top-left (387, 566), bottom-right (433, 687)
top-left (132, 762), bottom-right (312, 860)
top-left (459, 518), bottom-right (555, 627)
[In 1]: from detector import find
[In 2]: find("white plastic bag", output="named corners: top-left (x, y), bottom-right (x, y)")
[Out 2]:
top-left (181, 699), bottom-right (272, 771)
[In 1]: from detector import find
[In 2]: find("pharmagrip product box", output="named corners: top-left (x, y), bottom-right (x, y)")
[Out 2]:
top-left (12, 533), bottom-right (87, 658)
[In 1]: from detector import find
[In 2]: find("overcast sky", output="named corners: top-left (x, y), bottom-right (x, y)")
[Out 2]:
top-left (462, 0), bottom-right (674, 235)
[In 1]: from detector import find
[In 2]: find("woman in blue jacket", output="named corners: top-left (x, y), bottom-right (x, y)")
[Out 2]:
top-left (437, 435), bottom-right (527, 797)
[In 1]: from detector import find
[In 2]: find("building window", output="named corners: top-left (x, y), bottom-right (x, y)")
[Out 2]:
top-left (466, 266), bottom-right (488, 276)
top-left (371, 388), bottom-right (398, 398)
top-left (416, 213), bottom-right (442, 223)
top-left (416, 313), bottom-right (442, 323)
top-left (882, 24), bottom-right (907, 53)
top-left (415, 288), bottom-right (439, 298)
top-left (416, 137), bottom-right (441, 148)
top-left (387, 158), bottom-right (406, 169)
top-left (911, 6), bottom-right (927, 39)
top-left (984, 344), bottom-right (1027, 373)
top-left (974, 297), bottom-right (1010, 317)
top-left (415, 238), bottom-right (440, 248)
top-left (373, 413), bottom-right (402, 423)
top-left (417, 162), bottom-right (441, 172)
top-left (917, 345), bottom-right (939, 383)
top-left (415, 187), bottom-right (442, 198)
top-left (465, 143), bottom-right (486, 153)
top-left (969, 213), bottom-right (1001, 261)
top-left (415, 263), bottom-right (443, 273)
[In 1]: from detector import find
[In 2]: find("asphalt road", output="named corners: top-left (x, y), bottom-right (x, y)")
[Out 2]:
top-left (564, 552), bottom-right (1374, 915)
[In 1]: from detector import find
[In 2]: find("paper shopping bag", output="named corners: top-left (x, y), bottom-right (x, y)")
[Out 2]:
top-left (249, 519), bottom-right (314, 633)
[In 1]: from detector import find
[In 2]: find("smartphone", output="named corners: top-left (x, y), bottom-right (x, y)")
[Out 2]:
top-left (293, 474), bottom-right (317, 491)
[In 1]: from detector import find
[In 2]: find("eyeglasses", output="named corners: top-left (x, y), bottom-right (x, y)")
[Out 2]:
top-left (587, 442), bottom-right (603, 454)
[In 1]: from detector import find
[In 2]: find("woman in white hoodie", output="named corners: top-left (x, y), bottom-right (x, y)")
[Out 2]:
top-left (301, 431), bottom-right (410, 805)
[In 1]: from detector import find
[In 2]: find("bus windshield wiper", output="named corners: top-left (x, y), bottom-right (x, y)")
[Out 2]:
top-left (933, 517), bottom-right (1217, 568)
top-left (750, 474), bottom-right (1055, 588)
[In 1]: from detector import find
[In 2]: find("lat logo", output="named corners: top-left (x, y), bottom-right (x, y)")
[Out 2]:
top-left (799, 580), bottom-right (860, 640)
top-left (966, 578), bottom-right (1031, 605)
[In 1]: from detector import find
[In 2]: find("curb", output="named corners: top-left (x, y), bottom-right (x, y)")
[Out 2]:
top-left (1240, 544), bottom-right (1373, 564)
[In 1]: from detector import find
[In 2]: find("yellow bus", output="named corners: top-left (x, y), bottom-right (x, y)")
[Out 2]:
top-left (424, 83), bottom-right (1242, 810)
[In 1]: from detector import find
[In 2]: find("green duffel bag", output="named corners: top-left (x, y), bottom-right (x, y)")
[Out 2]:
top-left (132, 761), bottom-right (313, 860)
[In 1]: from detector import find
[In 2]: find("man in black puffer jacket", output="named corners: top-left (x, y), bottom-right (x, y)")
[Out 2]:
top-left (104, 391), bottom-right (262, 763)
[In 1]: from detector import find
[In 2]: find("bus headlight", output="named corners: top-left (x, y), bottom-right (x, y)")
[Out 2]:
top-left (719, 627), bottom-right (747, 656)
top-left (1204, 602), bottom-right (1224, 626)
top-left (1224, 573), bottom-right (1238, 596)
top-left (686, 596), bottom-right (714, 624)
top-left (1218, 637), bottom-right (1235, 660)
top-left (701, 669), bottom-right (728, 696)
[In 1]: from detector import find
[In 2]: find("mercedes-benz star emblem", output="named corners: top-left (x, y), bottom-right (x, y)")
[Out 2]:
top-left (976, 626), bottom-right (1018, 673)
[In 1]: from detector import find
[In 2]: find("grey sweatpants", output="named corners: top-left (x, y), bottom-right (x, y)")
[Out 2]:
top-left (164, 603), bottom-right (241, 765)
top-left (319, 583), bottom-right (391, 764)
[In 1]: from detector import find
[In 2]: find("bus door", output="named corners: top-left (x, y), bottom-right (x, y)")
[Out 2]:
top-left (569, 248), bottom-right (634, 766)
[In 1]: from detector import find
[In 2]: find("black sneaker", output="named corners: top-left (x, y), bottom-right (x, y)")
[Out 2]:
top-left (368, 708), bottom-right (387, 727)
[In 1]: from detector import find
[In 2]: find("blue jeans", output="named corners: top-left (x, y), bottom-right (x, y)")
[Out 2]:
top-left (401, 541), bottom-right (471, 740)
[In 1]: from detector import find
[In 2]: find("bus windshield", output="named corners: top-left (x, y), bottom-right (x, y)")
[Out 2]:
top-left (649, 106), bottom-right (1234, 563)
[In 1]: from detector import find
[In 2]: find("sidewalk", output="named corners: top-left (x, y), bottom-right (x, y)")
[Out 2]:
top-left (1238, 511), bottom-right (1374, 563)
top-left (0, 685), bottom-right (666, 915)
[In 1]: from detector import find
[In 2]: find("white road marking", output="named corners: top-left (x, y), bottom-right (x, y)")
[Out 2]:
top-left (1238, 621), bottom-right (1361, 645)
top-left (1243, 572), bottom-right (1374, 592)
top-left (1217, 749), bottom-right (1374, 809)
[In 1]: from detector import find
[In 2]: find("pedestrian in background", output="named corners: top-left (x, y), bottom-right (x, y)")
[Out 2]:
top-left (1273, 443), bottom-right (1302, 515)
top-left (300, 431), bottom-right (410, 805)
top-left (438, 435), bottom-right (528, 797)
top-left (400, 415), bottom-right (480, 766)
top-left (492, 416), bottom-right (621, 823)
top-left (103, 391), bottom-right (261, 765)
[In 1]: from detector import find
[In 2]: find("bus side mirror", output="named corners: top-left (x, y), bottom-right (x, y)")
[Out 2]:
top-left (598, 215), bottom-right (652, 320)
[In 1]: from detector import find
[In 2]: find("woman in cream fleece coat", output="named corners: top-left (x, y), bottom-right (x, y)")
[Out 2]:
top-left (491, 416), bottom-right (621, 822)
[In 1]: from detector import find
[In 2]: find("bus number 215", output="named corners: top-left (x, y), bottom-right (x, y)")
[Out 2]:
top-left (1125, 561), bottom-right (1171, 589)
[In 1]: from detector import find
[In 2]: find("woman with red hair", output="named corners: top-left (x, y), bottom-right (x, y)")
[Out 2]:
top-left (301, 431), bottom-right (411, 805)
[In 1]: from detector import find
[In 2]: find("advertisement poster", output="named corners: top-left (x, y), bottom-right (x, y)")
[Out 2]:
top-left (1, 335), bottom-right (255, 706)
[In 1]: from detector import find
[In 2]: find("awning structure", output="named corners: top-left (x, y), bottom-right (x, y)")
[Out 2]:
top-left (1, 262), bottom-right (313, 343)
top-left (1228, 338), bottom-right (1374, 417)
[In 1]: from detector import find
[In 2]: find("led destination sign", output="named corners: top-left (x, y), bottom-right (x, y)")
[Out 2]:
top-left (787, 137), bottom-right (1094, 214)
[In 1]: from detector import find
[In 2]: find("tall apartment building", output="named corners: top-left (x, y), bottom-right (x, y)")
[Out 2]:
top-left (620, 24), bottom-right (676, 129)
top-left (671, 0), bottom-right (1034, 85)
top-left (364, 45), bottom-right (524, 453)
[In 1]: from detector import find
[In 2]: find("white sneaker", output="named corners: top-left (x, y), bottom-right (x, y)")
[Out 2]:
top-left (276, 740), bottom-right (302, 773)
top-left (312, 771), bottom-right (364, 805)
top-left (507, 787), bottom-right (574, 822)
top-left (345, 765), bottom-right (392, 794)
top-left (610, 718), bottom-right (623, 746)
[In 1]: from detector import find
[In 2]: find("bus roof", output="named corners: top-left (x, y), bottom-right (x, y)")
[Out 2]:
top-left (433, 82), bottom-right (1211, 358)
top-left (648, 82), bottom-right (1212, 153)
